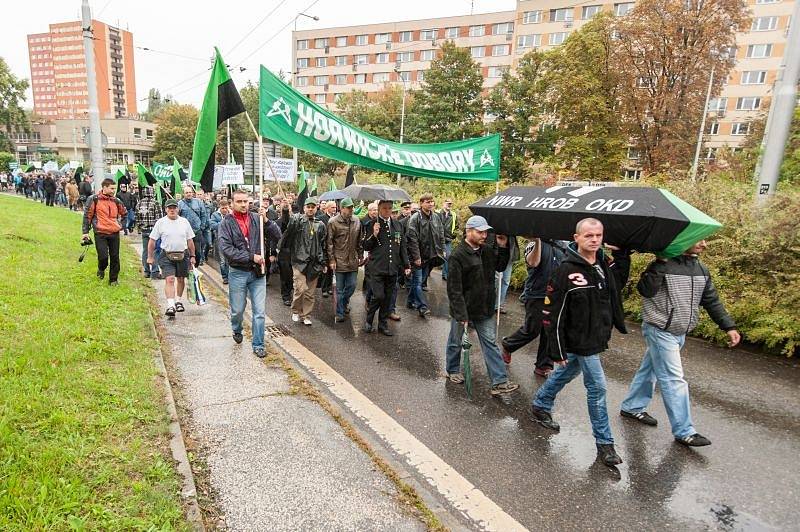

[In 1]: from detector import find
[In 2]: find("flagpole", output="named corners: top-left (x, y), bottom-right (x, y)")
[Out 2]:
top-left (226, 119), bottom-right (231, 164)
top-left (243, 110), bottom-right (285, 198)
top-left (258, 133), bottom-right (266, 275)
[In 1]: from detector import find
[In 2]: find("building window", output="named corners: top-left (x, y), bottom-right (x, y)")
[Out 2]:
top-left (399, 31), bottom-right (413, 42)
top-left (315, 94), bottom-right (326, 104)
top-left (746, 44), bottom-right (772, 58)
top-left (336, 36), bottom-right (347, 47)
top-left (705, 147), bottom-right (718, 161)
top-left (469, 25), bottom-right (485, 37)
top-left (755, 0), bottom-right (780, 4)
top-left (731, 122), bottom-right (751, 135)
top-left (470, 46), bottom-right (485, 58)
top-left (355, 34), bottom-right (368, 45)
top-left (752, 16), bottom-right (778, 31)
top-left (296, 57), bottom-right (309, 69)
top-left (614, 2), bottom-right (634, 16)
top-left (295, 76), bottom-right (308, 87)
top-left (707, 122), bottom-right (719, 135)
top-left (335, 55), bottom-right (348, 66)
top-left (445, 27), bottom-right (459, 39)
top-left (549, 32), bottom-right (568, 45)
top-left (550, 8), bottom-right (573, 22)
top-left (314, 38), bottom-right (329, 49)
top-left (420, 49), bottom-right (435, 61)
top-left (492, 44), bottom-right (510, 56)
top-left (736, 96), bottom-right (761, 110)
top-left (517, 34), bottom-right (541, 49)
top-left (708, 97), bottom-right (727, 112)
top-left (741, 70), bottom-right (767, 84)
top-left (582, 5), bottom-right (602, 19)
top-left (627, 147), bottom-right (641, 159)
top-left (376, 33), bottom-right (391, 44)
top-left (297, 39), bottom-right (308, 50)
top-left (523, 10), bottom-right (542, 24)
top-left (492, 22), bottom-right (514, 35)
top-left (421, 29), bottom-right (437, 41)
top-left (376, 52), bottom-right (389, 63)
top-left (334, 74), bottom-right (347, 85)
top-left (355, 54), bottom-right (368, 65)
top-left (488, 66), bottom-right (509, 78)
top-left (315, 57), bottom-right (327, 67)
top-left (314, 75), bottom-right (328, 86)
top-left (355, 73), bottom-right (366, 84)
top-left (398, 71), bottom-right (411, 82)
top-left (623, 168), bottom-right (642, 180)
top-left (373, 72), bottom-right (389, 83)
top-left (397, 52), bottom-right (413, 63)
top-left (417, 70), bottom-right (425, 82)
top-left (133, 127), bottom-right (142, 139)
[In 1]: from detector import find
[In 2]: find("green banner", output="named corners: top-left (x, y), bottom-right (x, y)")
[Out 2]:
top-left (151, 162), bottom-right (174, 181)
top-left (259, 66), bottom-right (500, 182)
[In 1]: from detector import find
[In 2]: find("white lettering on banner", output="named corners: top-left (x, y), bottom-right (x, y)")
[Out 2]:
top-left (486, 195), bottom-right (524, 207)
top-left (291, 101), bottom-right (484, 174)
top-left (525, 197), bottom-right (580, 209)
top-left (585, 199), bottom-right (634, 212)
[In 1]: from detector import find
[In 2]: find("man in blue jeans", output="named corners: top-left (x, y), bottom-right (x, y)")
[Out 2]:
top-left (445, 216), bottom-right (518, 398)
top-left (620, 239), bottom-right (740, 447)
top-left (530, 218), bottom-right (631, 467)
top-left (326, 197), bottom-right (363, 322)
top-left (217, 189), bottom-right (282, 358)
top-left (136, 186), bottom-right (164, 278)
top-left (406, 193), bottom-right (445, 318)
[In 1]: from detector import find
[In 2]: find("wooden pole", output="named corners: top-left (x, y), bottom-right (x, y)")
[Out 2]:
top-left (244, 111), bottom-right (285, 198)
top-left (258, 134), bottom-right (266, 275)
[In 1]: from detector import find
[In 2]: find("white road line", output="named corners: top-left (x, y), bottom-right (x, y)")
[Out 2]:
top-left (274, 335), bottom-right (528, 532)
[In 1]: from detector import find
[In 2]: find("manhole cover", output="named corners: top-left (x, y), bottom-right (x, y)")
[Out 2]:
top-left (266, 324), bottom-right (291, 338)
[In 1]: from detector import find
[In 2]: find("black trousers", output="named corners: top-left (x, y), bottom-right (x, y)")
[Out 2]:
top-left (278, 256), bottom-right (293, 302)
top-left (45, 191), bottom-right (55, 206)
top-left (366, 274), bottom-right (397, 327)
top-left (319, 269), bottom-right (333, 293)
top-left (192, 234), bottom-right (205, 265)
top-left (94, 232), bottom-right (121, 282)
top-left (502, 297), bottom-right (553, 370)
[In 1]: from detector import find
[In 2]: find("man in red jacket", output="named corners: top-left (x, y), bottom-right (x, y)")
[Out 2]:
top-left (82, 178), bottom-right (127, 286)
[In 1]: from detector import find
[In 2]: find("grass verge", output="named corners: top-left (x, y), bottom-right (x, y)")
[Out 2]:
top-left (0, 195), bottom-right (187, 530)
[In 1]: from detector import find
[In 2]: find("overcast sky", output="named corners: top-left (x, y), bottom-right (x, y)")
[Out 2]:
top-left (7, 0), bottom-right (515, 113)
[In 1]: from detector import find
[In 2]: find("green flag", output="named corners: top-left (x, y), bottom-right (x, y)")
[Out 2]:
top-left (191, 47), bottom-right (245, 192)
top-left (310, 174), bottom-right (318, 197)
top-left (259, 65), bottom-right (500, 182)
top-left (113, 169), bottom-right (125, 184)
top-left (327, 177), bottom-right (337, 192)
top-left (296, 165), bottom-right (308, 208)
top-left (151, 161), bottom-right (174, 181)
top-left (136, 162), bottom-right (156, 188)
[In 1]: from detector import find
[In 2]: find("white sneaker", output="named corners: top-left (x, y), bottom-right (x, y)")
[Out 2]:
top-left (291, 313), bottom-right (300, 322)
top-left (303, 317), bottom-right (312, 326)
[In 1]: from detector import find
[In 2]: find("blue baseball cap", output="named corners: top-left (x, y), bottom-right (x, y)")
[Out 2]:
top-left (465, 215), bottom-right (492, 231)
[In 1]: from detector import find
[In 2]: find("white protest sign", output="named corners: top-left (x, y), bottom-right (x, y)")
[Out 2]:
top-left (214, 164), bottom-right (245, 188)
top-left (263, 157), bottom-right (296, 183)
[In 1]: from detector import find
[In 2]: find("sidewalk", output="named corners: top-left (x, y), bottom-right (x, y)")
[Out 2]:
top-left (135, 244), bottom-right (426, 530)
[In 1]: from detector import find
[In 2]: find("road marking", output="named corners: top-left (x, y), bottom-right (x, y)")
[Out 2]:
top-left (274, 335), bottom-right (528, 532)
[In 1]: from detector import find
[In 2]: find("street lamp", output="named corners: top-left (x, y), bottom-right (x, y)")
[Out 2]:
top-left (690, 47), bottom-right (729, 182)
top-left (394, 64), bottom-right (407, 184)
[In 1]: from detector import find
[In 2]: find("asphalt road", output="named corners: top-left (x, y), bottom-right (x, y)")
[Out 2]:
top-left (259, 266), bottom-right (799, 530)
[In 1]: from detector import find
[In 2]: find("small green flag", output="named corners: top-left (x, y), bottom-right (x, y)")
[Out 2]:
top-left (137, 162), bottom-right (156, 188)
top-left (310, 174), bottom-right (318, 197)
top-left (114, 169), bottom-right (125, 184)
top-left (327, 177), bottom-right (337, 192)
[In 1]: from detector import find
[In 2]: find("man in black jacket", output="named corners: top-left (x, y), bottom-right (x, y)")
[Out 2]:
top-left (406, 193), bottom-right (445, 317)
top-left (530, 218), bottom-right (630, 467)
top-left (620, 239), bottom-right (740, 447)
top-left (445, 216), bottom-right (519, 398)
top-left (116, 183), bottom-right (137, 235)
top-left (362, 200), bottom-right (411, 336)
top-left (218, 189), bottom-right (282, 358)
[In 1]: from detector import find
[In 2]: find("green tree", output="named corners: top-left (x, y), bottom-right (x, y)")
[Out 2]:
top-left (336, 85), bottom-right (407, 142)
top-left (547, 14), bottom-right (626, 180)
top-left (153, 104), bottom-right (198, 163)
top-left (0, 151), bottom-right (15, 172)
top-left (407, 41), bottom-right (484, 143)
top-left (780, 106), bottom-right (800, 183)
top-left (0, 57), bottom-right (30, 148)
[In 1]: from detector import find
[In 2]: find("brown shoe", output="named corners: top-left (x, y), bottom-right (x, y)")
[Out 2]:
top-left (534, 367), bottom-right (553, 378)
top-left (388, 313), bottom-right (401, 321)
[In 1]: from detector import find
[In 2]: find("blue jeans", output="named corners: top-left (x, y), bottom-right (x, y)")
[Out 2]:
top-left (219, 256), bottom-right (229, 281)
top-left (533, 353), bottom-right (613, 445)
top-left (335, 271), bottom-right (357, 317)
top-left (228, 268), bottom-right (266, 349)
top-left (442, 241), bottom-right (452, 278)
top-left (125, 210), bottom-right (135, 233)
top-left (621, 323), bottom-right (693, 438)
top-left (498, 259), bottom-right (513, 307)
top-left (141, 232), bottom-right (161, 274)
top-left (406, 263), bottom-right (429, 310)
top-left (445, 317), bottom-right (508, 386)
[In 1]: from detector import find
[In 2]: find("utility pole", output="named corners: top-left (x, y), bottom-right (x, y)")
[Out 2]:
top-left (82, 0), bottom-right (104, 190)
top-left (394, 65), bottom-right (407, 184)
top-left (755, 0), bottom-right (800, 203)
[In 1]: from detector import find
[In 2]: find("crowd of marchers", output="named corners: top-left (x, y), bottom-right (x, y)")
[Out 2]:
top-left (72, 178), bottom-right (742, 468)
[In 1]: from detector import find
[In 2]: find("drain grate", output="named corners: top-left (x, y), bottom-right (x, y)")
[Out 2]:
top-left (266, 324), bottom-right (291, 338)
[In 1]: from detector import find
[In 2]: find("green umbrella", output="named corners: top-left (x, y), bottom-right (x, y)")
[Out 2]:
top-left (461, 328), bottom-right (473, 399)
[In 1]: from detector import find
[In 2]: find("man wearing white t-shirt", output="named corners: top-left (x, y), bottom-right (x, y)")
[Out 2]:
top-left (147, 199), bottom-right (196, 317)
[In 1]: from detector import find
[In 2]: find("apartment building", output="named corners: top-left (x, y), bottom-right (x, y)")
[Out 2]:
top-left (292, 0), bottom-right (795, 158)
top-left (27, 19), bottom-right (137, 120)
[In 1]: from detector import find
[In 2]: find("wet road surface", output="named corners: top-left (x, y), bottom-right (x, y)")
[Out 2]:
top-left (261, 268), bottom-right (799, 530)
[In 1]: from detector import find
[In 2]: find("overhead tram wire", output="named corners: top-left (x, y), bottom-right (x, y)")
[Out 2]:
top-left (224, 0), bottom-right (290, 56)
top-left (135, 46), bottom-right (209, 62)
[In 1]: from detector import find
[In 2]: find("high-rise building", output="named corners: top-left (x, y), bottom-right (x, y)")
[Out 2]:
top-left (292, 0), bottom-right (795, 158)
top-left (27, 19), bottom-right (137, 120)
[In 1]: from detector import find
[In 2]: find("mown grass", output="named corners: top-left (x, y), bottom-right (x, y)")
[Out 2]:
top-left (0, 195), bottom-right (187, 530)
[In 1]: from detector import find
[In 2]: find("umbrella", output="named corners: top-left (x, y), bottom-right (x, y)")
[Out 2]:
top-left (461, 329), bottom-right (473, 399)
top-left (341, 184), bottom-right (412, 202)
top-left (319, 189), bottom-right (349, 201)
top-left (470, 185), bottom-right (721, 258)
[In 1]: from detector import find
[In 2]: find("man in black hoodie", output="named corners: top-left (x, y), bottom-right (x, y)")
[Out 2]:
top-left (530, 218), bottom-right (631, 467)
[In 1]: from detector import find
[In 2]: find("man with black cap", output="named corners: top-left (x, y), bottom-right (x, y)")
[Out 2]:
top-left (326, 197), bottom-right (362, 322)
top-left (147, 199), bottom-right (196, 316)
top-left (446, 215), bottom-right (518, 398)
top-left (362, 200), bottom-right (411, 336)
top-left (279, 196), bottom-right (327, 326)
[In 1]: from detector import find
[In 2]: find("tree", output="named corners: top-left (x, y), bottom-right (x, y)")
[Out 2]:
top-left (612, 0), bottom-right (750, 172)
top-left (0, 57), bottom-right (30, 146)
top-left (487, 51), bottom-right (556, 182)
top-left (0, 151), bottom-right (15, 172)
top-left (547, 13), bottom-right (627, 180)
top-left (780, 107), bottom-right (800, 183)
top-left (153, 104), bottom-right (198, 163)
top-left (407, 41), bottom-right (484, 143)
top-left (336, 85), bottom-right (407, 142)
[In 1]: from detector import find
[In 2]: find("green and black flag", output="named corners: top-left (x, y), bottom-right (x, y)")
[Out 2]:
top-left (73, 166), bottom-right (84, 186)
top-left (296, 165), bottom-right (309, 209)
top-left (345, 166), bottom-right (356, 187)
top-left (136, 162), bottom-right (157, 188)
top-left (171, 157), bottom-right (186, 198)
top-left (191, 47), bottom-right (245, 193)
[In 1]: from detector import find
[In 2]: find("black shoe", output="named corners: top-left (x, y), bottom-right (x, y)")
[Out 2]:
top-left (165, 306), bottom-right (176, 317)
top-left (222, 279), bottom-right (228, 285)
top-left (233, 332), bottom-right (243, 344)
top-left (144, 272), bottom-right (151, 279)
top-left (335, 315), bottom-right (345, 323)
top-left (419, 308), bottom-right (431, 318)
top-left (530, 407), bottom-right (560, 431)
top-left (675, 433), bottom-right (711, 447)
top-left (97, 270), bottom-right (105, 280)
top-left (109, 280), bottom-right (118, 286)
top-left (322, 292), bottom-right (329, 298)
top-left (422, 286), bottom-right (429, 292)
top-left (378, 326), bottom-right (393, 336)
top-left (620, 410), bottom-right (658, 426)
top-left (253, 347), bottom-right (266, 358)
top-left (406, 302), bottom-right (417, 310)
top-left (362, 323), bottom-right (374, 333)
top-left (344, 306), bottom-right (351, 315)
top-left (283, 299), bottom-right (291, 306)
top-left (596, 444), bottom-right (623, 466)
